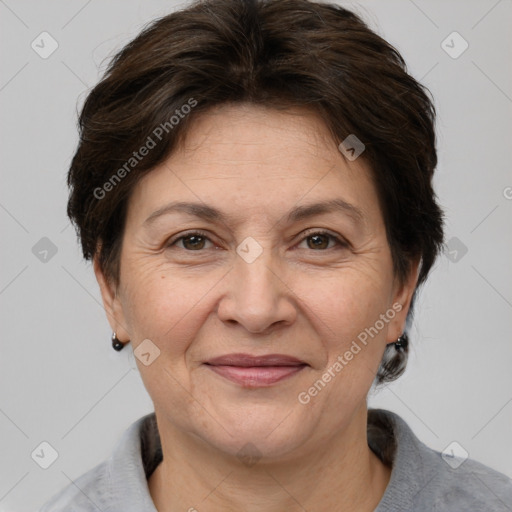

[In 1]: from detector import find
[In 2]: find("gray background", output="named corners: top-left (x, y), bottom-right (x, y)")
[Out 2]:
top-left (1, 0), bottom-right (511, 510)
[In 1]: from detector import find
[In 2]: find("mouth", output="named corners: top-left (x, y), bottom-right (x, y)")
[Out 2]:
top-left (203, 353), bottom-right (308, 387)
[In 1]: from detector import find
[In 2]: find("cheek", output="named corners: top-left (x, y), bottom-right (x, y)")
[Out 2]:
top-left (296, 269), bottom-right (391, 382)
top-left (298, 265), bottom-right (391, 335)
top-left (121, 259), bottom-right (220, 353)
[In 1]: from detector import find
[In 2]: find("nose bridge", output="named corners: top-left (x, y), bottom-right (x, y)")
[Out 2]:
top-left (218, 235), bottom-right (294, 333)
top-left (234, 237), bottom-right (279, 304)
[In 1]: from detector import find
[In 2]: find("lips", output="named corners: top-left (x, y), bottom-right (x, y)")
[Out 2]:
top-left (205, 353), bottom-right (306, 367)
top-left (204, 353), bottom-right (308, 387)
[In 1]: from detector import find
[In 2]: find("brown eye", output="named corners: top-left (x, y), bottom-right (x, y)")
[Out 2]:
top-left (167, 231), bottom-right (213, 251)
top-left (306, 233), bottom-right (330, 250)
top-left (299, 231), bottom-right (346, 251)
top-left (181, 234), bottom-right (207, 250)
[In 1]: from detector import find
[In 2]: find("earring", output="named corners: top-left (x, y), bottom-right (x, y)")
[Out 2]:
top-left (394, 333), bottom-right (408, 351)
top-left (112, 332), bottom-right (125, 351)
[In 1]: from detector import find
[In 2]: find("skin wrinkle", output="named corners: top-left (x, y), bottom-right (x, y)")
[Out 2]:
top-left (94, 104), bottom-right (419, 512)
top-left (142, 198), bottom-right (366, 234)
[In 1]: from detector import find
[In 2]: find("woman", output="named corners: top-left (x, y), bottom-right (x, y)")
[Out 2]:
top-left (39, 0), bottom-right (512, 510)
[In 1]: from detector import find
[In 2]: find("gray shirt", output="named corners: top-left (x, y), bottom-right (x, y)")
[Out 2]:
top-left (38, 409), bottom-right (512, 511)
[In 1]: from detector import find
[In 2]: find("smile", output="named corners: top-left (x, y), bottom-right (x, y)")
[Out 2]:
top-left (204, 364), bottom-right (307, 387)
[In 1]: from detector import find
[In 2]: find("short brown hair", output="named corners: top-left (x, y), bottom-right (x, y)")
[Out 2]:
top-left (67, 0), bottom-right (444, 384)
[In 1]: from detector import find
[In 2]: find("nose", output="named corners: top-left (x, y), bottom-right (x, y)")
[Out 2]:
top-left (216, 246), bottom-right (297, 334)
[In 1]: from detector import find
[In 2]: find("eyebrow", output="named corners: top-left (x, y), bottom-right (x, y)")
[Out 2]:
top-left (143, 199), bottom-right (364, 227)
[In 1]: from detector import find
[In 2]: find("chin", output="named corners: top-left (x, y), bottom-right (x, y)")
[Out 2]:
top-left (213, 431), bottom-right (309, 463)
top-left (192, 406), bottom-right (315, 463)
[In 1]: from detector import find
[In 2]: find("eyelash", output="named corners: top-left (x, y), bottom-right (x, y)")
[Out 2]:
top-left (166, 229), bottom-right (348, 252)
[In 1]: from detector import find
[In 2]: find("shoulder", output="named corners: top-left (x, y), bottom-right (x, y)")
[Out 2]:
top-left (434, 456), bottom-right (512, 511)
top-left (371, 409), bottom-right (512, 512)
top-left (37, 413), bottom-right (158, 512)
top-left (38, 460), bottom-right (110, 512)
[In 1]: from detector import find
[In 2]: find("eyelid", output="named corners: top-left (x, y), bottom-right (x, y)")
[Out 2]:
top-left (166, 229), bottom-right (214, 248)
top-left (296, 228), bottom-right (350, 249)
top-left (166, 228), bottom-right (349, 251)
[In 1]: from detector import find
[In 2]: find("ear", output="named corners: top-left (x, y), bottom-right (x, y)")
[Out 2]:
top-left (386, 258), bottom-right (420, 344)
top-left (93, 255), bottom-right (131, 342)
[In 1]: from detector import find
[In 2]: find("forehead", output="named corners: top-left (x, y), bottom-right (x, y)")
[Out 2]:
top-left (126, 104), bottom-right (381, 229)
top-left (175, 103), bottom-right (354, 174)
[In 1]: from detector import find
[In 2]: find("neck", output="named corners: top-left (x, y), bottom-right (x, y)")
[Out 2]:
top-left (148, 404), bottom-right (391, 512)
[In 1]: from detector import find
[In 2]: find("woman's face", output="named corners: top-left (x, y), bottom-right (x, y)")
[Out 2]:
top-left (96, 104), bottom-right (417, 460)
